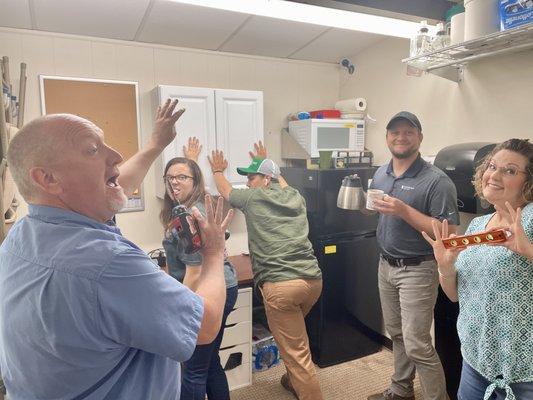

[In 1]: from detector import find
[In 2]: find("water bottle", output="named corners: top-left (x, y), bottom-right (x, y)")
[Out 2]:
top-left (409, 20), bottom-right (432, 69)
top-left (432, 22), bottom-right (450, 50)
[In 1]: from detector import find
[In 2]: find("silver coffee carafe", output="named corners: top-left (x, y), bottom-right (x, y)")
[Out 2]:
top-left (337, 174), bottom-right (365, 210)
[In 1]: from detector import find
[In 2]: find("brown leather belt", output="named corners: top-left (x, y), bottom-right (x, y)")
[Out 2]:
top-left (381, 254), bottom-right (435, 267)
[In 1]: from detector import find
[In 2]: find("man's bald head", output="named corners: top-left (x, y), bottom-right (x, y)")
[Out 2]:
top-left (7, 114), bottom-right (99, 202)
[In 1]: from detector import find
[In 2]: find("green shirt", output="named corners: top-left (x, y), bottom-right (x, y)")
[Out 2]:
top-left (229, 183), bottom-right (321, 287)
top-left (455, 202), bottom-right (533, 399)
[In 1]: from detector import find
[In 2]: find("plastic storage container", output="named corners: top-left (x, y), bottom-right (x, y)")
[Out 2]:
top-left (409, 20), bottom-right (432, 69)
top-left (251, 324), bottom-right (280, 372)
top-left (309, 109), bottom-right (341, 119)
top-left (500, 0), bottom-right (533, 30)
top-left (410, 20), bottom-right (432, 57)
top-left (433, 22), bottom-right (451, 49)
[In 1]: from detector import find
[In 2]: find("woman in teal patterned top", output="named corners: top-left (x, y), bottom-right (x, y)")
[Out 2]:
top-left (423, 139), bottom-right (533, 400)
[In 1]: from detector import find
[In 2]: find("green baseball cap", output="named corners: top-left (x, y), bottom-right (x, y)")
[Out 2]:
top-left (236, 158), bottom-right (280, 179)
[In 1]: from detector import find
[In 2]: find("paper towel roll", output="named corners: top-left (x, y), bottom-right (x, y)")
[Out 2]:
top-left (335, 98), bottom-right (367, 112)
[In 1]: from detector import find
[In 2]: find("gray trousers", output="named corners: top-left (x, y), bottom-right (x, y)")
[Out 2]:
top-left (378, 257), bottom-right (447, 400)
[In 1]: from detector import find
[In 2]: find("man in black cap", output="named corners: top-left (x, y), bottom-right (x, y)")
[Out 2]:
top-left (367, 112), bottom-right (459, 400)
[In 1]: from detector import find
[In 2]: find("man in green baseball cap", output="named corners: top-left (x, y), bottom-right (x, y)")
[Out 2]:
top-left (209, 142), bottom-right (324, 400)
top-left (236, 158), bottom-right (281, 179)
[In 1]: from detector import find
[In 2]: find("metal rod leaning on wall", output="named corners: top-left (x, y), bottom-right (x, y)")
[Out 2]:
top-left (0, 90), bottom-right (7, 162)
top-left (1, 56), bottom-right (12, 124)
top-left (2, 57), bottom-right (12, 125)
top-left (18, 62), bottom-right (27, 128)
top-left (0, 89), bottom-right (7, 243)
top-left (0, 159), bottom-right (6, 243)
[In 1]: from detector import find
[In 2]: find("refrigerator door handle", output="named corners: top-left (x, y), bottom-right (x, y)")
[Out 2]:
top-left (318, 232), bottom-right (376, 245)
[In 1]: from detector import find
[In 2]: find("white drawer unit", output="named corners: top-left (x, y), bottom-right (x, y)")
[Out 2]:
top-left (226, 306), bottom-right (250, 326)
top-left (221, 321), bottom-right (251, 348)
top-left (220, 343), bottom-right (251, 391)
top-left (233, 289), bottom-right (251, 309)
top-left (221, 287), bottom-right (252, 391)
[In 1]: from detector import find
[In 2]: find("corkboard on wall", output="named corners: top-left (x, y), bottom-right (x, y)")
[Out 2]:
top-left (39, 76), bottom-right (143, 212)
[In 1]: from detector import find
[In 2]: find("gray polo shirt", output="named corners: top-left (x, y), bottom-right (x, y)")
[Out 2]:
top-left (370, 155), bottom-right (459, 259)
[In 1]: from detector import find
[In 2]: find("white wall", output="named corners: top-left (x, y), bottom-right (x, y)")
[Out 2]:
top-left (340, 37), bottom-right (533, 166)
top-left (0, 27), bottom-right (340, 254)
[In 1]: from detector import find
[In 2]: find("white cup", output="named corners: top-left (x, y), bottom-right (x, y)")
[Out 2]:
top-left (366, 189), bottom-right (385, 210)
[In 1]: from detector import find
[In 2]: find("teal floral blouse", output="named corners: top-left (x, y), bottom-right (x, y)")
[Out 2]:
top-left (455, 202), bottom-right (533, 400)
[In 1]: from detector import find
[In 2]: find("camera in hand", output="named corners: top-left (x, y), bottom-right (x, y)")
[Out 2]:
top-left (169, 205), bottom-right (202, 254)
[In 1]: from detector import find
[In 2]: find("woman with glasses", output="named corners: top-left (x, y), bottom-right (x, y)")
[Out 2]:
top-left (160, 137), bottom-right (238, 400)
top-left (423, 139), bottom-right (533, 400)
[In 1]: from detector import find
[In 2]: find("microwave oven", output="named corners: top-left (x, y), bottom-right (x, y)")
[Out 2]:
top-left (288, 118), bottom-right (365, 158)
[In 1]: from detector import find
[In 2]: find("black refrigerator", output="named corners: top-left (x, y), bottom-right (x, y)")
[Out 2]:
top-left (281, 167), bottom-right (384, 368)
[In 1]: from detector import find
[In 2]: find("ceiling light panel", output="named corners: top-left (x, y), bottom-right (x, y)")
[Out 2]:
top-left (170, 0), bottom-right (426, 38)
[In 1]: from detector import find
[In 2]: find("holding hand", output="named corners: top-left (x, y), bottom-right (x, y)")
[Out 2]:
top-left (208, 150), bottom-right (228, 174)
top-left (191, 195), bottom-right (234, 258)
top-left (249, 140), bottom-right (267, 159)
top-left (422, 219), bottom-right (464, 277)
top-left (151, 99), bottom-right (186, 150)
top-left (493, 202), bottom-right (533, 260)
top-left (183, 136), bottom-right (202, 162)
top-left (372, 194), bottom-right (407, 217)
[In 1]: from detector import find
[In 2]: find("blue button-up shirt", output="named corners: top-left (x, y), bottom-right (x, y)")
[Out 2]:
top-left (0, 205), bottom-right (203, 399)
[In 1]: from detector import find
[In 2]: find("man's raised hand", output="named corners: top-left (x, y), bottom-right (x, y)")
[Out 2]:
top-left (191, 195), bottom-right (234, 258)
top-left (248, 140), bottom-right (267, 159)
top-left (151, 99), bottom-right (186, 150)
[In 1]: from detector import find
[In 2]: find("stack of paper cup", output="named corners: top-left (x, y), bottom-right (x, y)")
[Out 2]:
top-left (464, 0), bottom-right (500, 41)
top-left (450, 12), bottom-right (465, 44)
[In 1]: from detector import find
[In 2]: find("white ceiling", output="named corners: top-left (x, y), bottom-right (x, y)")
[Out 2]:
top-left (0, 0), bottom-right (389, 63)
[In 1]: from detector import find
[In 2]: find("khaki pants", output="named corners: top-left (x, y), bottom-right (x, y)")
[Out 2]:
top-left (261, 279), bottom-right (323, 400)
top-left (378, 257), bottom-right (447, 400)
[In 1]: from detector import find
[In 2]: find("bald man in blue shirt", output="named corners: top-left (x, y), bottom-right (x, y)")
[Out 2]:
top-left (0, 100), bottom-right (231, 399)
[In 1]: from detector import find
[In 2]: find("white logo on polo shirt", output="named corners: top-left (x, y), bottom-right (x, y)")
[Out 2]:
top-left (401, 185), bottom-right (415, 190)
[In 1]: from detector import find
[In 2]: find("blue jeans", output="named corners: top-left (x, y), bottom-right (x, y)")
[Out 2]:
top-left (180, 285), bottom-right (239, 400)
top-left (458, 361), bottom-right (533, 400)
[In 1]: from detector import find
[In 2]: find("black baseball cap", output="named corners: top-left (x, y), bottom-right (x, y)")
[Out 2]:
top-left (386, 111), bottom-right (422, 131)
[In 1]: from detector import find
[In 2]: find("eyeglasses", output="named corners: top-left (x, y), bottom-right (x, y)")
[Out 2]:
top-left (164, 174), bottom-right (194, 183)
top-left (486, 161), bottom-right (527, 177)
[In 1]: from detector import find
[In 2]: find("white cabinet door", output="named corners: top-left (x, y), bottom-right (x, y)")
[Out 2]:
top-left (215, 89), bottom-right (264, 187)
top-left (155, 86), bottom-right (217, 197)
top-left (154, 86), bottom-right (263, 196)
